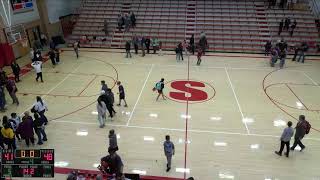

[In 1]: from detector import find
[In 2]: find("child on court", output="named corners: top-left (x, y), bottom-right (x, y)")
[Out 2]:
top-left (116, 81), bottom-right (128, 107)
top-left (196, 48), bottom-right (203, 65)
top-left (154, 78), bottom-right (165, 101)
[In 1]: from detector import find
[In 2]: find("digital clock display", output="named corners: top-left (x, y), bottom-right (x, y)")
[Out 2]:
top-left (1, 149), bottom-right (54, 178)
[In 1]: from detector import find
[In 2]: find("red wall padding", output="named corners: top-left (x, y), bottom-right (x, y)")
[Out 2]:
top-left (0, 43), bottom-right (15, 68)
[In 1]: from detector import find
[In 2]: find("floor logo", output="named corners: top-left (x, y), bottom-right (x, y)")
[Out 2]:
top-left (166, 80), bottom-right (216, 103)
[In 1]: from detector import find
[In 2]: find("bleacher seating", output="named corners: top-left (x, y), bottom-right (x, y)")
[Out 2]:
top-left (68, 0), bottom-right (319, 54)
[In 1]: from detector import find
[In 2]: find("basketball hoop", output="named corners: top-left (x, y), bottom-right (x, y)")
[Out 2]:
top-left (19, 38), bottom-right (28, 48)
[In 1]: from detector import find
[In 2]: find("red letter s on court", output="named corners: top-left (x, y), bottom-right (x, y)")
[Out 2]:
top-left (169, 81), bottom-right (208, 101)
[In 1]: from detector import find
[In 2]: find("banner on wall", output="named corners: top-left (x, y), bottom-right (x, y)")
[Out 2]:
top-left (11, 0), bottom-right (34, 13)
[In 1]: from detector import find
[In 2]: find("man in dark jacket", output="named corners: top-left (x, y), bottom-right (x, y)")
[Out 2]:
top-left (145, 37), bottom-right (151, 54)
top-left (106, 89), bottom-right (116, 117)
top-left (189, 34), bottom-right (195, 55)
top-left (291, 115), bottom-right (308, 151)
top-left (11, 61), bottom-right (20, 82)
top-left (278, 20), bottom-right (284, 35)
top-left (284, 17), bottom-right (290, 31)
top-left (133, 35), bottom-right (139, 54)
top-left (125, 41), bottom-right (132, 58)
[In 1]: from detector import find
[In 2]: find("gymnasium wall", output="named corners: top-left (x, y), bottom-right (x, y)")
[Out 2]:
top-left (46, 0), bottom-right (81, 23)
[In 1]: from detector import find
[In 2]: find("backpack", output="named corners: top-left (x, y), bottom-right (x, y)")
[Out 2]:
top-left (305, 121), bottom-right (311, 134)
top-left (155, 82), bottom-right (162, 90)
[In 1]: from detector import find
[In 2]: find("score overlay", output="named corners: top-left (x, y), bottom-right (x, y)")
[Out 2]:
top-left (1, 149), bottom-right (54, 178)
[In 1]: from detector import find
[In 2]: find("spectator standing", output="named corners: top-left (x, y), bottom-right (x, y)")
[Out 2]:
top-left (117, 14), bottom-right (124, 31)
top-left (11, 61), bottom-right (21, 82)
top-left (199, 32), bottom-right (208, 54)
top-left (152, 37), bottom-right (159, 54)
top-left (33, 96), bottom-right (48, 125)
top-left (0, 86), bottom-right (6, 112)
top-left (30, 48), bottom-right (35, 62)
top-left (130, 12), bottom-right (136, 28)
top-left (40, 33), bottom-right (47, 46)
top-left (116, 81), bottom-right (128, 107)
top-left (141, 36), bottom-right (146, 57)
top-left (55, 48), bottom-right (60, 64)
top-left (145, 37), bottom-right (151, 54)
top-left (292, 44), bottom-right (300, 61)
top-left (163, 135), bottom-right (175, 172)
top-left (108, 129), bottom-right (118, 151)
top-left (279, 49), bottom-right (286, 69)
top-left (17, 112), bottom-right (35, 147)
top-left (73, 41), bottom-right (80, 59)
top-left (133, 35), bottom-right (139, 54)
top-left (97, 97), bottom-right (107, 128)
top-left (124, 14), bottom-right (130, 32)
top-left (48, 49), bottom-right (56, 66)
top-left (33, 113), bottom-right (47, 145)
top-left (189, 34), bottom-right (195, 55)
top-left (278, 20), bottom-right (284, 35)
top-left (297, 42), bottom-right (308, 63)
top-left (270, 47), bottom-right (279, 67)
top-left (6, 79), bottom-right (19, 105)
top-left (103, 20), bottom-right (108, 35)
top-left (275, 121), bottom-right (294, 157)
top-left (31, 61), bottom-right (43, 82)
top-left (9, 113), bottom-right (21, 141)
top-left (158, 41), bottom-right (163, 56)
top-left (264, 41), bottom-right (272, 56)
top-left (1, 118), bottom-right (16, 149)
top-left (178, 43), bottom-right (184, 61)
top-left (290, 20), bottom-right (297, 37)
top-left (287, 0), bottom-right (292, 10)
top-left (125, 41), bottom-right (132, 58)
top-left (284, 18), bottom-right (290, 31)
top-left (291, 115), bottom-right (310, 151)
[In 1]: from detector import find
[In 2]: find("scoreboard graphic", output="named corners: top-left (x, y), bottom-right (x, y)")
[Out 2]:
top-left (1, 149), bottom-right (54, 178)
top-left (10, 0), bottom-right (34, 13)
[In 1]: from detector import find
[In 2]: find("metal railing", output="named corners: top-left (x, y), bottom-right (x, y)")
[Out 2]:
top-left (309, 0), bottom-right (320, 18)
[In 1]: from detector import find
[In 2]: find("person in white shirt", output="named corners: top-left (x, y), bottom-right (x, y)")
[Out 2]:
top-left (33, 96), bottom-right (48, 125)
top-left (31, 61), bottom-right (43, 82)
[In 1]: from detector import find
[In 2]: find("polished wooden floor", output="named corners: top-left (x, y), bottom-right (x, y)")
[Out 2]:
top-left (3, 49), bottom-right (320, 180)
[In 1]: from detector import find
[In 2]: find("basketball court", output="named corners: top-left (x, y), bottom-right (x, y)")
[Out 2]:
top-left (2, 49), bottom-right (320, 179)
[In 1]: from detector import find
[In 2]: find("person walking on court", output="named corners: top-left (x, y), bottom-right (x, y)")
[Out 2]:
top-left (31, 61), bottom-right (43, 82)
top-left (48, 49), bottom-right (56, 66)
top-left (125, 41), bottom-right (132, 58)
top-left (297, 42), bottom-right (309, 63)
top-left (116, 81), bottom-right (127, 107)
top-left (291, 115), bottom-right (311, 151)
top-left (108, 129), bottom-right (118, 151)
top-left (73, 41), bottom-right (80, 59)
top-left (106, 88), bottom-right (116, 118)
top-left (264, 41), bottom-right (272, 56)
top-left (33, 96), bottom-right (48, 125)
top-left (101, 80), bottom-right (108, 92)
top-left (6, 79), bottom-right (19, 105)
top-left (275, 121), bottom-right (294, 157)
top-left (163, 135), bottom-right (175, 172)
top-left (11, 61), bottom-right (20, 82)
top-left (17, 111), bottom-right (35, 147)
top-left (33, 113), bottom-right (47, 145)
top-left (196, 48), bottom-right (203, 66)
top-left (97, 97), bottom-right (107, 128)
top-left (189, 34), bottom-right (195, 55)
top-left (278, 20), bottom-right (284, 35)
top-left (154, 78), bottom-right (165, 101)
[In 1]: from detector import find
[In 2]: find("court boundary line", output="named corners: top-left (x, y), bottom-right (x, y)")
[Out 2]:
top-left (224, 67), bottom-right (250, 134)
top-left (302, 72), bottom-right (319, 86)
top-left (19, 63), bottom-right (83, 116)
top-left (285, 83), bottom-right (309, 110)
top-left (51, 119), bottom-right (320, 142)
top-left (126, 64), bottom-right (154, 126)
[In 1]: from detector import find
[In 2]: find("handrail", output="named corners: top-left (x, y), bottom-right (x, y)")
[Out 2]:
top-left (309, 0), bottom-right (320, 18)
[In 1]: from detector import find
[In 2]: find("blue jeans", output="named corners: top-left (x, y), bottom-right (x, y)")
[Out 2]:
top-left (36, 128), bottom-right (47, 144)
top-left (280, 57), bottom-right (286, 68)
top-left (297, 51), bottom-right (305, 63)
